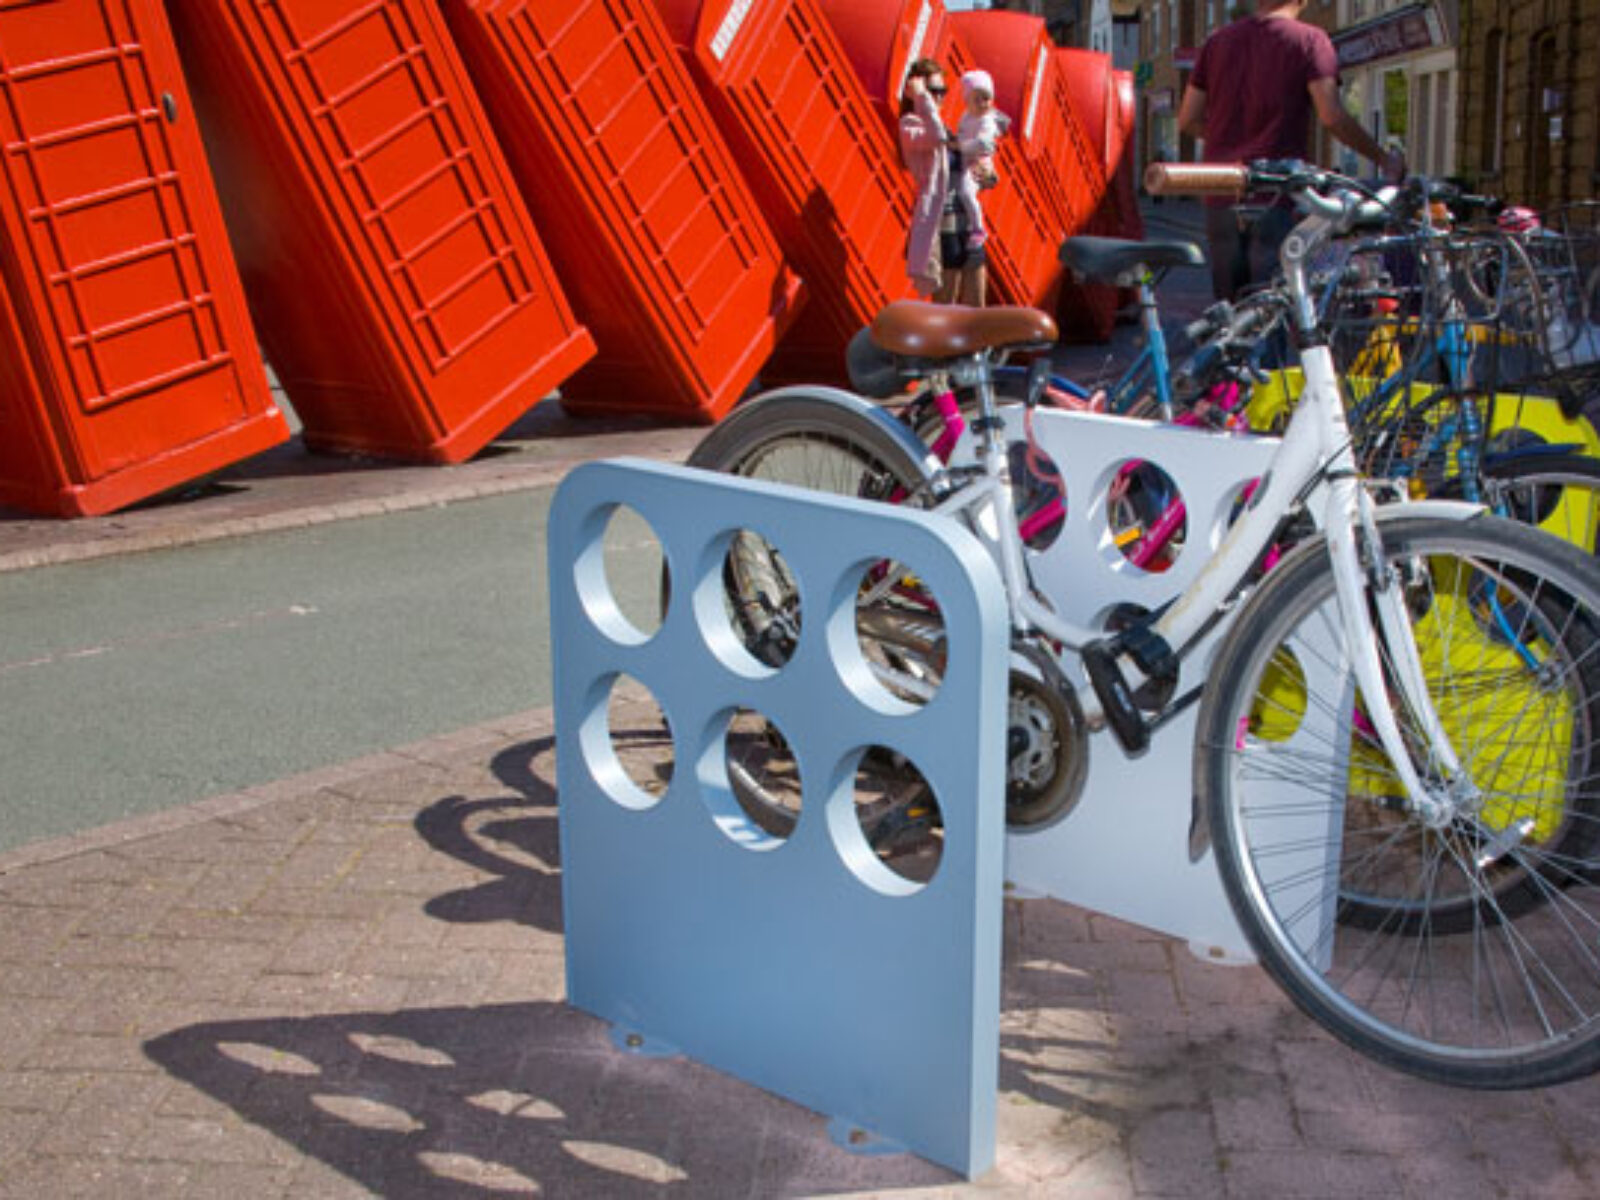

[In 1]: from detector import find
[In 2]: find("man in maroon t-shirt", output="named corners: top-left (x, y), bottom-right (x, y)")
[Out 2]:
top-left (1178, 0), bottom-right (1404, 299)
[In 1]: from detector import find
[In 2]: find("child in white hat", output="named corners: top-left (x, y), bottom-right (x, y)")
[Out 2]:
top-left (955, 68), bottom-right (1011, 249)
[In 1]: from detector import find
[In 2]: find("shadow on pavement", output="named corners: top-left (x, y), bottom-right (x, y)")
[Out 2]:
top-left (411, 735), bottom-right (565, 934)
top-left (144, 720), bottom-right (966, 1195)
top-left (141, 720), bottom-right (1142, 1193)
top-left (144, 1000), bottom-right (952, 1197)
top-left (412, 723), bottom-right (673, 934)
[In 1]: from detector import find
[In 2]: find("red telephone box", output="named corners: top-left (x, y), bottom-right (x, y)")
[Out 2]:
top-left (165, 0), bottom-right (597, 461)
top-left (654, 0), bottom-right (917, 379)
top-left (0, 0), bottom-right (289, 517)
top-left (1107, 69), bottom-right (1146, 242)
top-left (814, 0), bottom-right (1066, 307)
top-left (949, 12), bottom-right (1105, 237)
top-left (445, 0), bottom-right (803, 420)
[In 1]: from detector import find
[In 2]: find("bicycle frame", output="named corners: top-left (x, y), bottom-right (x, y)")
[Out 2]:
top-left (925, 267), bottom-right (1252, 568)
top-left (997, 268), bottom-right (1181, 419)
top-left (1343, 233), bottom-right (1490, 495)
top-left (936, 200), bottom-right (1473, 823)
top-left (1111, 270), bottom-right (1181, 419)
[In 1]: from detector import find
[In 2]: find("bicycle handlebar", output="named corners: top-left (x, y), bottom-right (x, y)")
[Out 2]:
top-left (1146, 159), bottom-right (1401, 233)
top-left (1143, 162), bottom-right (1246, 197)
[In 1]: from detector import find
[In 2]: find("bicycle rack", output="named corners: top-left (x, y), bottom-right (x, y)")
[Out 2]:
top-left (998, 407), bottom-right (1283, 959)
top-left (549, 458), bottom-right (1009, 1178)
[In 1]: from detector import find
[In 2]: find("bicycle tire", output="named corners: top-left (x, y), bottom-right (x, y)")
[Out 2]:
top-left (1477, 452), bottom-right (1600, 555)
top-left (1334, 495), bottom-right (1600, 931)
top-left (1196, 513), bottom-right (1600, 1088)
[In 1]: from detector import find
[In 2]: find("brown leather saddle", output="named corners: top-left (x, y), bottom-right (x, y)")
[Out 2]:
top-left (870, 301), bottom-right (1058, 359)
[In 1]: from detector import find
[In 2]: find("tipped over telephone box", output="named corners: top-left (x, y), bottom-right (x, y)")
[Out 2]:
top-left (1048, 47), bottom-right (1124, 340)
top-left (654, 0), bottom-right (916, 378)
top-left (0, 0), bottom-right (289, 517)
top-left (444, 0), bottom-right (803, 421)
top-left (949, 12), bottom-right (1104, 236)
top-left (813, 0), bottom-right (1066, 308)
top-left (165, 0), bottom-right (597, 462)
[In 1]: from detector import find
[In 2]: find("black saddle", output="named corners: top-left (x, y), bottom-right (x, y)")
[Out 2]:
top-left (1060, 236), bottom-right (1205, 286)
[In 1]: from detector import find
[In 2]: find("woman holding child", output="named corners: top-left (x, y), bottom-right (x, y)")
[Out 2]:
top-left (897, 58), bottom-right (987, 306)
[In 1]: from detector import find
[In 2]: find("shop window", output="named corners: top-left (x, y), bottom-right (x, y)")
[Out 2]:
top-left (1382, 68), bottom-right (1409, 152)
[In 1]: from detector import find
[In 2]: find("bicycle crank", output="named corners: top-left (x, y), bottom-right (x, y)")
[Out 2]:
top-left (1005, 643), bottom-right (1089, 829)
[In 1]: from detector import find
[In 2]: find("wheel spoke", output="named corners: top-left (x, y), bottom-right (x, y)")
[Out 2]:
top-left (1204, 517), bottom-right (1600, 1085)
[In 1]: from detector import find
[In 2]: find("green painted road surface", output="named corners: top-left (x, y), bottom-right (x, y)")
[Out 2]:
top-left (0, 490), bottom-right (664, 853)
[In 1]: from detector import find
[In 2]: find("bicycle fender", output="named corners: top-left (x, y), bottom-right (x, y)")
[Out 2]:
top-left (685, 385), bottom-right (942, 481)
top-left (1374, 498), bottom-right (1485, 523)
top-left (1188, 497), bottom-right (1488, 862)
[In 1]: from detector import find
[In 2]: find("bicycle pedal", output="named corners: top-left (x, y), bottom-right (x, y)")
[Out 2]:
top-left (1081, 640), bottom-right (1150, 755)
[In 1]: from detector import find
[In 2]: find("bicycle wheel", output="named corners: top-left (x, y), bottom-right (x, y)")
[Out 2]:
top-left (1479, 452), bottom-right (1600, 555)
top-left (1196, 514), bottom-right (1600, 1087)
top-left (686, 393), bottom-right (941, 837)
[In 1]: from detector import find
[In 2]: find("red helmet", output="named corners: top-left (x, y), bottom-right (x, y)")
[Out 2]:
top-left (1497, 205), bottom-right (1541, 234)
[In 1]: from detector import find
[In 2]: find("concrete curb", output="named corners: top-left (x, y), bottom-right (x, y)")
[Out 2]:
top-left (0, 420), bottom-right (708, 574)
top-left (0, 474), bottom-right (559, 574)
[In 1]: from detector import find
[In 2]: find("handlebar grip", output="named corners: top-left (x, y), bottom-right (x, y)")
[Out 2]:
top-left (1144, 162), bottom-right (1247, 198)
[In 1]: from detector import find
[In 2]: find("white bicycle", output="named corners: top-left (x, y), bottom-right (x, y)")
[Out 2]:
top-left (688, 161), bottom-right (1600, 1088)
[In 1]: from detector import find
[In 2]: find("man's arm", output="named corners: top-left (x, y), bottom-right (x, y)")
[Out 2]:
top-left (1308, 77), bottom-right (1405, 178)
top-left (1177, 84), bottom-right (1206, 140)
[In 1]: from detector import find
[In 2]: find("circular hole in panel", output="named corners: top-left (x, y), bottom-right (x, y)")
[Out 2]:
top-left (707, 707), bottom-right (799, 849)
top-left (1220, 478), bottom-right (1259, 533)
top-left (1219, 478), bottom-right (1307, 576)
top-left (841, 557), bottom-right (946, 712)
top-left (604, 504), bottom-right (667, 639)
top-left (1217, 478), bottom-right (1261, 575)
top-left (1007, 440), bottom-right (1066, 551)
top-left (1105, 459), bottom-right (1186, 573)
top-left (583, 675), bottom-right (673, 810)
top-left (576, 504), bottom-right (667, 644)
top-left (701, 528), bottom-right (801, 672)
top-left (828, 747), bottom-right (943, 894)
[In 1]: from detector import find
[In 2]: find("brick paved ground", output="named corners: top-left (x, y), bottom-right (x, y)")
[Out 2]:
top-left (3, 699), bottom-right (1599, 1198)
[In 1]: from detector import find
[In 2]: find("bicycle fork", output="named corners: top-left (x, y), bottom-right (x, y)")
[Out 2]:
top-left (1300, 329), bottom-right (1474, 826)
top-left (1322, 472), bottom-right (1471, 828)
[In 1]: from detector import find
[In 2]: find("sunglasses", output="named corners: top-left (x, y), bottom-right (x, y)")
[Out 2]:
top-left (927, 85), bottom-right (948, 97)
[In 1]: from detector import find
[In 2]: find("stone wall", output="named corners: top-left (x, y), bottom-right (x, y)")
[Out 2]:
top-left (1456, 0), bottom-right (1599, 206)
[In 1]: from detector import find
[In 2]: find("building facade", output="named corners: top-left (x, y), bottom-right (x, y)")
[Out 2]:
top-left (1331, 0), bottom-right (1458, 179)
top-left (1015, 0), bottom-right (1594, 207)
top-left (1455, 0), bottom-right (1599, 209)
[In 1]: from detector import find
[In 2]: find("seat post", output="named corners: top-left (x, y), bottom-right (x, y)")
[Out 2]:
top-left (1136, 267), bottom-right (1176, 419)
top-left (966, 354), bottom-right (1010, 472)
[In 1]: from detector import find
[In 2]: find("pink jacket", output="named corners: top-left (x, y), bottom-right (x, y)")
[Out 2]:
top-left (898, 91), bottom-right (949, 297)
